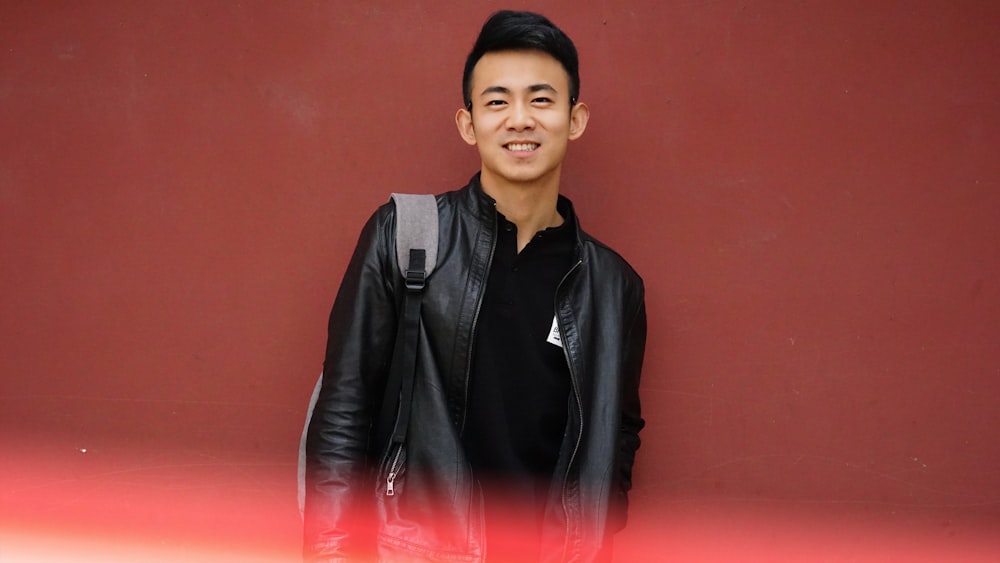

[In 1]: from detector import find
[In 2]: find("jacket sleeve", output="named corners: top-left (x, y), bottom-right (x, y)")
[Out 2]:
top-left (303, 205), bottom-right (398, 561)
top-left (612, 282), bottom-right (646, 532)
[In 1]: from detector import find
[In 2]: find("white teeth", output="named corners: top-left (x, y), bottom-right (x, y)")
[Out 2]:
top-left (506, 143), bottom-right (538, 151)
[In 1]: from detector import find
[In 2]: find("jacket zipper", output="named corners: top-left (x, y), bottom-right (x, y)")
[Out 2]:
top-left (555, 258), bottom-right (584, 555)
top-left (385, 444), bottom-right (404, 496)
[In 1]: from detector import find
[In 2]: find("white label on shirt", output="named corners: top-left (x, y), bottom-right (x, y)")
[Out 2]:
top-left (546, 315), bottom-right (563, 348)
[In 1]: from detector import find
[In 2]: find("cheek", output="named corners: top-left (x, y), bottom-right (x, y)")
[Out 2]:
top-left (542, 116), bottom-right (572, 134)
top-left (473, 115), bottom-right (502, 133)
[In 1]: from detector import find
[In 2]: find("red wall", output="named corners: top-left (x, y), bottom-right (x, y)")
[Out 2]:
top-left (2, 1), bottom-right (998, 560)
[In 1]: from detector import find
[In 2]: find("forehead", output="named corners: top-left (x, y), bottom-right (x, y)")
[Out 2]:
top-left (471, 49), bottom-right (570, 93)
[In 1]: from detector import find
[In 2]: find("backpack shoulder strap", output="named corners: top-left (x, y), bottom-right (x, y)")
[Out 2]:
top-left (377, 193), bottom-right (438, 458)
top-left (390, 193), bottom-right (439, 277)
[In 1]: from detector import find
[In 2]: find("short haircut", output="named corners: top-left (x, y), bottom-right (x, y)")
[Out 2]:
top-left (462, 10), bottom-right (580, 109)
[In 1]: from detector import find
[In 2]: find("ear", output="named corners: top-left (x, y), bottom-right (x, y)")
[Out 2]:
top-left (568, 101), bottom-right (590, 141)
top-left (455, 107), bottom-right (477, 146)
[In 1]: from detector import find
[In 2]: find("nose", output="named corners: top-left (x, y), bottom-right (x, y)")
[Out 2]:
top-left (506, 101), bottom-right (535, 130)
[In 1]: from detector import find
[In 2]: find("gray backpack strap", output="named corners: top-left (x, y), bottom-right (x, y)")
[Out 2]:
top-left (297, 375), bottom-right (322, 517)
top-left (298, 193), bottom-right (438, 519)
top-left (391, 193), bottom-right (439, 277)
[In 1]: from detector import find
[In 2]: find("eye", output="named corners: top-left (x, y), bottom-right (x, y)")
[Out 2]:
top-left (532, 97), bottom-right (554, 105)
top-left (486, 99), bottom-right (507, 107)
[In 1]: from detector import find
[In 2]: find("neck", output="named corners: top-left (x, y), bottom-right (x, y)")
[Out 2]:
top-left (479, 172), bottom-right (564, 253)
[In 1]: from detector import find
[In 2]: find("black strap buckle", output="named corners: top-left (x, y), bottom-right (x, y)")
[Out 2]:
top-left (405, 269), bottom-right (426, 291)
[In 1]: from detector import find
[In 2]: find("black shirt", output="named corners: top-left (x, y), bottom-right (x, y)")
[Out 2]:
top-left (462, 200), bottom-right (577, 560)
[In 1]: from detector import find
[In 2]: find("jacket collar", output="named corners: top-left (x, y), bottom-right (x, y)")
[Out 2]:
top-left (463, 173), bottom-right (587, 252)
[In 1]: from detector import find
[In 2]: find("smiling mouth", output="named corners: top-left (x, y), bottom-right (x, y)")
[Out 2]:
top-left (504, 143), bottom-right (539, 152)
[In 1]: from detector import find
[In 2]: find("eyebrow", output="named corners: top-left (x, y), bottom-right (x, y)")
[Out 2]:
top-left (479, 83), bottom-right (560, 97)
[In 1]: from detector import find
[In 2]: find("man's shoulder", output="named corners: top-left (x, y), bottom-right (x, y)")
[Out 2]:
top-left (379, 178), bottom-right (477, 214)
top-left (367, 182), bottom-right (466, 222)
top-left (578, 229), bottom-right (644, 288)
top-left (576, 232), bottom-right (645, 318)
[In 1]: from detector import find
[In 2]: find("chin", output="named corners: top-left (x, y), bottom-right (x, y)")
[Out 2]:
top-left (498, 165), bottom-right (552, 184)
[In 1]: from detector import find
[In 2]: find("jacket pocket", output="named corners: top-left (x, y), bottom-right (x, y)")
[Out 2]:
top-left (373, 443), bottom-right (484, 562)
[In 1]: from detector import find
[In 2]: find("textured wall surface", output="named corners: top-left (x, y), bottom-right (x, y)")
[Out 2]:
top-left (2, 1), bottom-right (998, 560)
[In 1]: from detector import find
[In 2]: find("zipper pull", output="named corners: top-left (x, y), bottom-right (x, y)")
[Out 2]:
top-left (386, 471), bottom-right (397, 496)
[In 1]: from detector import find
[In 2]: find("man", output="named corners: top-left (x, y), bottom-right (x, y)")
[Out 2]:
top-left (304, 10), bottom-right (645, 563)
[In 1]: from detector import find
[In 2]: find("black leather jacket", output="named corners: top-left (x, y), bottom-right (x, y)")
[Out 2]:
top-left (304, 176), bottom-right (646, 562)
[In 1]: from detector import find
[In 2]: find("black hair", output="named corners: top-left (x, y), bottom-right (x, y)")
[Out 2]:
top-left (462, 10), bottom-right (580, 110)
